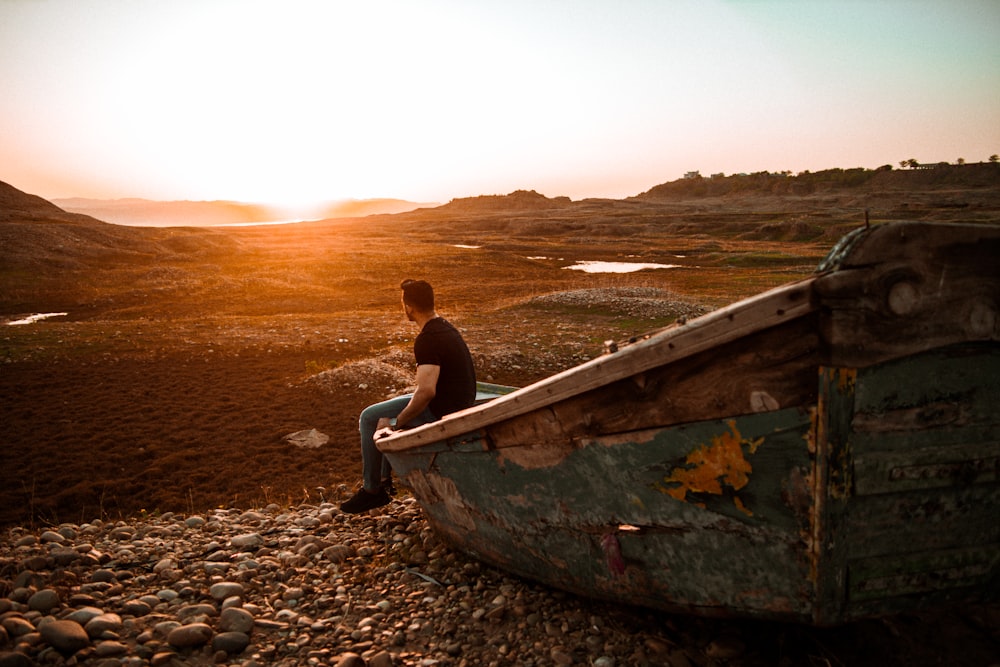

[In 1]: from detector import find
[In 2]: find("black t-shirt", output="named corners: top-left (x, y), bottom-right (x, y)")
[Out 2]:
top-left (413, 317), bottom-right (476, 418)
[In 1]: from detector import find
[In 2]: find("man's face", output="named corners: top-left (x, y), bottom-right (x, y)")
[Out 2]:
top-left (402, 294), bottom-right (415, 322)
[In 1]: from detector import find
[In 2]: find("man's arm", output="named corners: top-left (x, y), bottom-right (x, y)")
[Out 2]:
top-left (393, 364), bottom-right (440, 429)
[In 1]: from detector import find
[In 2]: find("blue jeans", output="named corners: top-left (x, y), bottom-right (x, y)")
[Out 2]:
top-left (359, 394), bottom-right (436, 491)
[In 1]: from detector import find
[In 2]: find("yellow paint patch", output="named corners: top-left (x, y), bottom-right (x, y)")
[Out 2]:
top-left (660, 421), bottom-right (757, 514)
top-left (836, 367), bottom-right (857, 393)
top-left (733, 496), bottom-right (753, 517)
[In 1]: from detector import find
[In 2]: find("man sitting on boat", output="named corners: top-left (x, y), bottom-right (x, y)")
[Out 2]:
top-left (340, 279), bottom-right (477, 514)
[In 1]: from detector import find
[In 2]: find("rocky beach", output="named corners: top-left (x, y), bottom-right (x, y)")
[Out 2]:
top-left (4, 495), bottom-right (999, 667)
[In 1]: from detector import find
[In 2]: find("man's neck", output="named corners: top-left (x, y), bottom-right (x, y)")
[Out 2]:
top-left (413, 310), bottom-right (438, 330)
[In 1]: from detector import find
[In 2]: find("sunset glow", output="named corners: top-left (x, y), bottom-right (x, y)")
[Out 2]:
top-left (1, 0), bottom-right (998, 208)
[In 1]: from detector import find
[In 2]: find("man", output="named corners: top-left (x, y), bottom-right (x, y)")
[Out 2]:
top-left (340, 279), bottom-right (476, 514)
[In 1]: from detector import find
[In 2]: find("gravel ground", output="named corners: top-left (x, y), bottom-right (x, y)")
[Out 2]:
top-left (526, 288), bottom-right (711, 322)
top-left (3, 497), bottom-right (998, 667)
top-left (0, 498), bottom-right (712, 667)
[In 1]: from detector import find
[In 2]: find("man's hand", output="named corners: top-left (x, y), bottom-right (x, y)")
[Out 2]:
top-left (374, 417), bottom-right (395, 441)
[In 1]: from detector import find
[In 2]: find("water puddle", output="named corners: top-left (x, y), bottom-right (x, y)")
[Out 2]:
top-left (563, 261), bottom-right (682, 274)
top-left (6, 312), bottom-right (68, 326)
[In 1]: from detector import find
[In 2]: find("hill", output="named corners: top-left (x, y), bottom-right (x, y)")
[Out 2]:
top-left (0, 180), bottom-right (100, 224)
top-left (635, 162), bottom-right (1000, 200)
top-left (0, 181), bottom-right (239, 314)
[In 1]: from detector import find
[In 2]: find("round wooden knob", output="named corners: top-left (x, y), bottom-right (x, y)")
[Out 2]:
top-left (887, 280), bottom-right (919, 315)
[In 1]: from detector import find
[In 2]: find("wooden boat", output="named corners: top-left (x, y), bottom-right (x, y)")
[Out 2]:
top-left (380, 221), bottom-right (1000, 625)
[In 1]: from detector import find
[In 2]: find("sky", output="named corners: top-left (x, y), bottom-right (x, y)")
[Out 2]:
top-left (2, 0), bottom-right (998, 215)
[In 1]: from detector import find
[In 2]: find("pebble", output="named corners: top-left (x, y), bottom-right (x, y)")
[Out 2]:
top-left (38, 619), bottom-right (89, 653)
top-left (26, 589), bottom-right (59, 613)
top-left (167, 622), bottom-right (214, 648)
top-left (0, 497), bottom-right (741, 666)
top-left (218, 607), bottom-right (254, 634)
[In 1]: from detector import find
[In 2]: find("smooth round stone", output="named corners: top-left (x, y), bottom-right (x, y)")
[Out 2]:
top-left (51, 548), bottom-right (80, 566)
top-left (153, 621), bottom-right (181, 638)
top-left (335, 653), bottom-right (366, 667)
top-left (27, 589), bottom-right (60, 613)
top-left (221, 595), bottom-right (242, 610)
top-left (155, 589), bottom-right (178, 602)
top-left (138, 594), bottom-right (162, 607)
top-left (150, 652), bottom-right (175, 667)
top-left (85, 613), bottom-right (123, 639)
top-left (91, 569), bottom-right (116, 583)
top-left (64, 607), bottom-right (104, 625)
top-left (0, 651), bottom-right (35, 667)
top-left (167, 623), bottom-right (214, 648)
top-left (209, 582), bottom-right (243, 601)
top-left (218, 607), bottom-right (254, 634)
top-left (177, 603), bottom-right (217, 620)
top-left (203, 562), bottom-right (230, 575)
top-left (185, 515), bottom-right (206, 528)
top-left (121, 599), bottom-right (152, 616)
top-left (17, 558), bottom-right (46, 574)
top-left (39, 531), bottom-right (64, 544)
top-left (230, 533), bottom-right (263, 549)
top-left (95, 640), bottom-right (129, 657)
top-left (39, 619), bottom-right (90, 653)
top-left (152, 558), bottom-right (176, 574)
top-left (212, 631), bottom-right (250, 654)
top-left (1, 617), bottom-right (35, 638)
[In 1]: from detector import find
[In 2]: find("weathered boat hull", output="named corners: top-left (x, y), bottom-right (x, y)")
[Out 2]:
top-left (381, 221), bottom-right (1000, 624)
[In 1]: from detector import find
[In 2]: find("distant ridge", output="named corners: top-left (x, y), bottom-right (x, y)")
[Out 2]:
top-left (320, 198), bottom-right (439, 218)
top-left (32, 162), bottom-right (1000, 224)
top-left (53, 197), bottom-right (438, 227)
top-left (52, 198), bottom-right (280, 227)
top-left (635, 162), bottom-right (1000, 201)
top-left (437, 189), bottom-right (575, 212)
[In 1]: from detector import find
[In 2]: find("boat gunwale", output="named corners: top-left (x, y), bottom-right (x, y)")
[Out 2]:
top-left (379, 274), bottom-right (819, 452)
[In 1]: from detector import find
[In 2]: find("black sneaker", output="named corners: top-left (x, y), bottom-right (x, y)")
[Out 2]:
top-left (340, 486), bottom-right (391, 514)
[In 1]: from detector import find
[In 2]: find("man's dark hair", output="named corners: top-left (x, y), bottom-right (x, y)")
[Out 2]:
top-left (400, 279), bottom-right (435, 312)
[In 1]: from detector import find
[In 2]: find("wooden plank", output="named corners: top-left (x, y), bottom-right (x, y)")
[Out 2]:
top-left (841, 342), bottom-right (1000, 608)
top-left (850, 344), bottom-right (1000, 436)
top-left (810, 366), bottom-right (856, 625)
top-left (844, 485), bottom-right (1000, 560)
top-left (848, 545), bottom-right (999, 602)
top-left (854, 441), bottom-right (999, 495)
top-left (380, 277), bottom-right (817, 452)
top-left (485, 315), bottom-right (821, 454)
top-left (828, 221), bottom-right (1000, 270)
top-left (814, 222), bottom-right (1000, 368)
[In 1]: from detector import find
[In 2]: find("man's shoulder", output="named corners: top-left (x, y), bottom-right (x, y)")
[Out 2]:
top-left (422, 317), bottom-right (458, 335)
